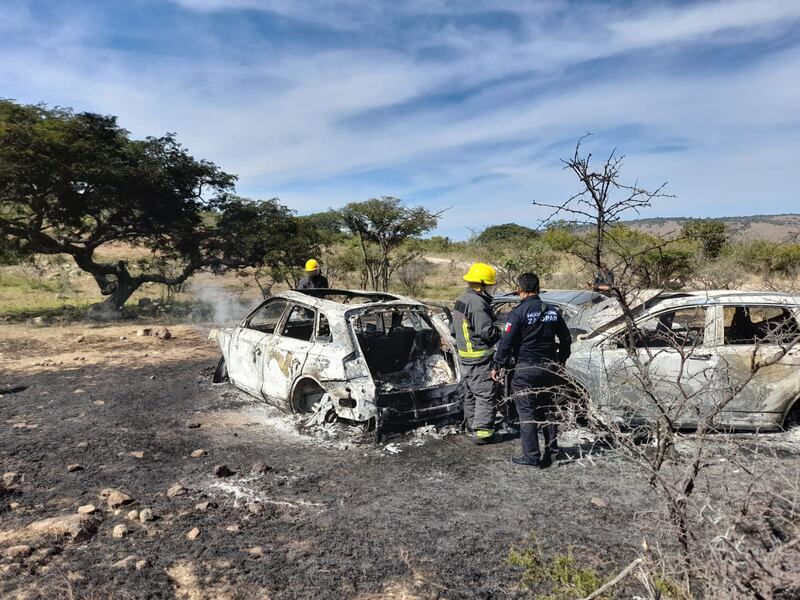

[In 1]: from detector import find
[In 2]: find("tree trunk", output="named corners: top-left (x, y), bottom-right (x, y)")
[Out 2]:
top-left (84, 260), bottom-right (142, 320)
top-left (104, 274), bottom-right (140, 309)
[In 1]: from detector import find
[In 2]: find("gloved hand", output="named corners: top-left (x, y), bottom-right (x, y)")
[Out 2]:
top-left (490, 367), bottom-right (506, 383)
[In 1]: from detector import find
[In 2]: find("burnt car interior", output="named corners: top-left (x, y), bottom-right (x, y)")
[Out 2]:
top-left (620, 307), bottom-right (708, 349)
top-left (351, 308), bottom-right (457, 392)
top-left (724, 305), bottom-right (800, 345)
top-left (282, 305), bottom-right (316, 341)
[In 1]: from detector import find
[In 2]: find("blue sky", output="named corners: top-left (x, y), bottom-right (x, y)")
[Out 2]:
top-left (2, 0), bottom-right (800, 238)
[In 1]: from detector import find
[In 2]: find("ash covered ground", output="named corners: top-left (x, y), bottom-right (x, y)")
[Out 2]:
top-left (1, 323), bottom-right (798, 599)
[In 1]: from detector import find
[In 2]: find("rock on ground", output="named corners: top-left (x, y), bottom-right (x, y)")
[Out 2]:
top-left (111, 555), bottom-right (139, 569)
top-left (0, 514), bottom-right (97, 546)
top-left (166, 484), bottom-right (186, 498)
top-left (99, 488), bottom-right (133, 509)
top-left (4, 545), bottom-right (33, 559)
top-left (112, 524), bottom-right (127, 539)
top-left (213, 464), bottom-right (234, 478)
top-left (138, 508), bottom-right (154, 523)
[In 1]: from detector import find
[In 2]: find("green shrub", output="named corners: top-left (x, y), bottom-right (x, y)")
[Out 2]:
top-left (507, 533), bottom-right (608, 599)
top-left (770, 244), bottom-right (800, 275)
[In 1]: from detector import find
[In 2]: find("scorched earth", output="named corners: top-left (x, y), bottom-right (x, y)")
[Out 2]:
top-left (1, 322), bottom-right (798, 599)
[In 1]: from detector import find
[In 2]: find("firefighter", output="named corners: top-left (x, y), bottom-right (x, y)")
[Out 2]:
top-left (297, 259), bottom-right (329, 290)
top-left (452, 262), bottom-right (502, 444)
top-left (492, 272), bottom-right (571, 467)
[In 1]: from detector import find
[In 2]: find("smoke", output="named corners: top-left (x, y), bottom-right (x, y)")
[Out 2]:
top-left (190, 284), bottom-right (255, 326)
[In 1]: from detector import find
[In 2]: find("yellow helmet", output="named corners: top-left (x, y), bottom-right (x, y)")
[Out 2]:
top-left (304, 259), bottom-right (320, 273)
top-left (463, 262), bottom-right (496, 286)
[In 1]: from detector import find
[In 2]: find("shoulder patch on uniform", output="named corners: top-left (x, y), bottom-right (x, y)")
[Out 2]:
top-left (504, 322), bottom-right (512, 333)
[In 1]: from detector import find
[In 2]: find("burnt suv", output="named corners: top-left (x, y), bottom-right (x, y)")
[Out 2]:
top-left (209, 289), bottom-right (461, 440)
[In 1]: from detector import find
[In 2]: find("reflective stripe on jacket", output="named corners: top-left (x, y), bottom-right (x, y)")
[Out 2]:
top-left (451, 288), bottom-right (500, 363)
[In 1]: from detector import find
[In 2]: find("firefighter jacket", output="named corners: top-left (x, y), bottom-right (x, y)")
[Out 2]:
top-left (297, 274), bottom-right (329, 290)
top-left (451, 288), bottom-right (501, 364)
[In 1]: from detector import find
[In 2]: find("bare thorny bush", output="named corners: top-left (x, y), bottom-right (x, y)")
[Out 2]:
top-left (511, 136), bottom-right (800, 599)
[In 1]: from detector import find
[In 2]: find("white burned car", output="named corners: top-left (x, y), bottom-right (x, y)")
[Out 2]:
top-left (566, 291), bottom-right (800, 431)
top-left (209, 289), bottom-right (461, 439)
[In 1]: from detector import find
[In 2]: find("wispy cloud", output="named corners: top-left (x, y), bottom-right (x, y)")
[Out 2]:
top-left (2, 0), bottom-right (799, 236)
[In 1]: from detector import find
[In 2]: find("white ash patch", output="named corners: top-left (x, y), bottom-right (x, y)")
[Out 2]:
top-left (383, 443), bottom-right (402, 455)
top-left (206, 475), bottom-right (325, 511)
top-left (211, 389), bottom-right (461, 452)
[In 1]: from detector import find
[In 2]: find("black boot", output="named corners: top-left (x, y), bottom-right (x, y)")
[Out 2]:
top-left (511, 456), bottom-right (540, 467)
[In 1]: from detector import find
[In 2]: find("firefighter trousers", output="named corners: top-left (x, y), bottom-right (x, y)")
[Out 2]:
top-left (460, 357), bottom-right (498, 432)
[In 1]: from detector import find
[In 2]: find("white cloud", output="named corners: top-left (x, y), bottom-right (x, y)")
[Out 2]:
top-left (609, 0), bottom-right (800, 47)
top-left (2, 0), bottom-right (799, 235)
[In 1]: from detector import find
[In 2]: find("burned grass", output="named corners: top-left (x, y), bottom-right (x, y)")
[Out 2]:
top-left (1, 323), bottom-right (798, 599)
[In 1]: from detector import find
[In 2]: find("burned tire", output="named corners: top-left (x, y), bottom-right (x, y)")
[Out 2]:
top-left (356, 417), bottom-right (382, 445)
top-left (784, 402), bottom-right (800, 431)
top-left (212, 356), bottom-right (229, 383)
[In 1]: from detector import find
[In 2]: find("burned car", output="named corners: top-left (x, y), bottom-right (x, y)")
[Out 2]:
top-left (491, 289), bottom-right (800, 430)
top-left (209, 289), bottom-right (461, 439)
top-left (565, 291), bottom-right (800, 431)
top-left (492, 289), bottom-right (637, 337)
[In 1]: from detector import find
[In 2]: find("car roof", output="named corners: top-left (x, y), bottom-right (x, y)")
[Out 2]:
top-left (645, 290), bottom-right (800, 308)
top-left (273, 289), bottom-right (426, 315)
top-left (492, 289), bottom-right (606, 305)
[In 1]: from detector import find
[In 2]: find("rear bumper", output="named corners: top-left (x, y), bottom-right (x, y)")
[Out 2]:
top-left (375, 382), bottom-right (463, 428)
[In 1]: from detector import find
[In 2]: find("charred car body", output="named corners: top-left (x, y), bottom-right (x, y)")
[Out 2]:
top-left (496, 290), bottom-right (800, 431)
top-left (209, 289), bottom-right (461, 438)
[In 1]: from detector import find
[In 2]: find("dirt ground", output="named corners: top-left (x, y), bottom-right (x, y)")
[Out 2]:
top-left (1, 322), bottom-right (798, 599)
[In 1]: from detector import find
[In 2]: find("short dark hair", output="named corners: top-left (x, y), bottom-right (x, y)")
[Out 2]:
top-left (518, 272), bottom-right (540, 293)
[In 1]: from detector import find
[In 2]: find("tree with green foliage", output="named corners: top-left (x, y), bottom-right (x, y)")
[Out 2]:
top-left (248, 212), bottom-right (326, 297)
top-left (339, 196), bottom-right (440, 291)
top-left (681, 218), bottom-right (728, 259)
top-left (303, 210), bottom-right (347, 245)
top-left (0, 100), bottom-right (297, 316)
top-left (476, 223), bottom-right (539, 245)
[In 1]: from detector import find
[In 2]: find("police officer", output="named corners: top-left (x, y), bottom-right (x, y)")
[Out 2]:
top-left (297, 259), bottom-right (329, 290)
top-left (492, 273), bottom-right (571, 467)
top-left (452, 262), bottom-right (501, 444)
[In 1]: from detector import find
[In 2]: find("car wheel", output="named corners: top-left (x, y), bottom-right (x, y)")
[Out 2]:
top-left (784, 402), bottom-right (800, 430)
top-left (212, 356), bottom-right (229, 383)
top-left (301, 394), bottom-right (336, 429)
top-left (355, 417), bottom-right (382, 444)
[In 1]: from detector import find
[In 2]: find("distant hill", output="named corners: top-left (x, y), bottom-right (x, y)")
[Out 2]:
top-left (621, 214), bottom-right (800, 242)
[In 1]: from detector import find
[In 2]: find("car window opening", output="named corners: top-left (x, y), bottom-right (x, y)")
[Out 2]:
top-left (723, 305), bottom-right (800, 346)
top-left (351, 308), bottom-right (458, 393)
top-left (281, 305), bottom-right (316, 341)
top-left (247, 299), bottom-right (289, 334)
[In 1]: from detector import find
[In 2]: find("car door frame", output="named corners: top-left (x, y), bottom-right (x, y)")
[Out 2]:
top-left (258, 301), bottom-right (318, 408)
top-left (595, 303), bottom-right (718, 427)
top-left (710, 303), bottom-right (800, 429)
top-left (227, 298), bottom-right (290, 396)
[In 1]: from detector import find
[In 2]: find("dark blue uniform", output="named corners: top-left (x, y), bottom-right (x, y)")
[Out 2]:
top-left (494, 296), bottom-right (571, 465)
